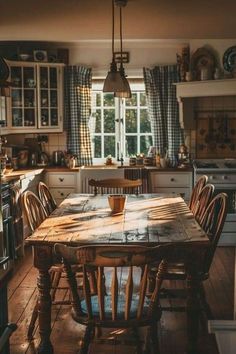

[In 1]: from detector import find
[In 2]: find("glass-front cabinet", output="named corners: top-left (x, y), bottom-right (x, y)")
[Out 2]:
top-left (4, 60), bottom-right (64, 133)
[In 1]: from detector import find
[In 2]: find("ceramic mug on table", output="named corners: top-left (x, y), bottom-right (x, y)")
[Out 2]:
top-left (108, 195), bottom-right (127, 215)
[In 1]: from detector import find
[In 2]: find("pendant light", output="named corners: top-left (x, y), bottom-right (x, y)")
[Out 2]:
top-left (114, 2), bottom-right (131, 98)
top-left (103, 0), bottom-right (125, 93)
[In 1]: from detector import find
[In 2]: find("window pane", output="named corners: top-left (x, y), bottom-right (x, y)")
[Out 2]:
top-left (94, 136), bottom-right (101, 158)
top-left (140, 109), bottom-right (151, 133)
top-left (96, 93), bottom-right (101, 106)
top-left (126, 136), bottom-right (137, 156)
top-left (104, 93), bottom-right (115, 107)
top-left (104, 136), bottom-right (115, 157)
top-left (125, 109), bottom-right (137, 133)
top-left (125, 93), bottom-right (137, 106)
top-left (104, 109), bottom-right (115, 133)
top-left (140, 93), bottom-right (147, 106)
top-left (94, 110), bottom-right (101, 133)
top-left (140, 135), bottom-right (153, 155)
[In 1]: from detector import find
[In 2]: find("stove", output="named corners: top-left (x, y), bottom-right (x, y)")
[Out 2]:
top-left (194, 159), bottom-right (236, 245)
top-left (194, 159), bottom-right (236, 171)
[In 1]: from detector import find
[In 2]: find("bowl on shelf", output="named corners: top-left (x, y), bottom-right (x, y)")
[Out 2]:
top-left (19, 54), bottom-right (30, 61)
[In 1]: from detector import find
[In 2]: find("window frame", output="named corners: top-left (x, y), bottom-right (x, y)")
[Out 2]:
top-left (91, 81), bottom-right (152, 164)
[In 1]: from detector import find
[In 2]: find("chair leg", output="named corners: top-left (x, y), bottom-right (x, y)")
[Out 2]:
top-left (51, 269), bottom-right (62, 301)
top-left (150, 323), bottom-right (160, 354)
top-left (79, 325), bottom-right (93, 354)
top-left (199, 284), bottom-right (214, 320)
top-left (27, 302), bottom-right (38, 339)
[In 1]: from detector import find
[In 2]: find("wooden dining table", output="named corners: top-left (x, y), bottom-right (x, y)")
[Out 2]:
top-left (26, 193), bottom-right (210, 354)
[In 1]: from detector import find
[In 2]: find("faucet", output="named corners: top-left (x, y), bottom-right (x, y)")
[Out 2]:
top-left (118, 153), bottom-right (124, 166)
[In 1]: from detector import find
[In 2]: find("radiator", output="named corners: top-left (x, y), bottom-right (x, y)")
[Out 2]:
top-left (81, 177), bottom-right (124, 194)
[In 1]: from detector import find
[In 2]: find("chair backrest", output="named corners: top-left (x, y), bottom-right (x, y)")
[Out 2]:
top-left (22, 191), bottom-right (47, 234)
top-left (88, 178), bottom-right (142, 195)
top-left (193, 184), bottom-right (215, 224)
top-left (54, 243), bottom-right (176, 326)
top-left (11, 184), bottom-right (22, 220)
top-left (189, 175), bottom-right (208, 212)
top-left (38, 181), bottom-right (57, 216)
top-left (201, 192), bottom-right (228, 274)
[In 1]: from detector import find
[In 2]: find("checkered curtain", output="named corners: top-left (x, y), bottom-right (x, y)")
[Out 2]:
top-left (143, 65), bottom-right (184, 164)
top-left (64, 66), bottom-right (93, 166)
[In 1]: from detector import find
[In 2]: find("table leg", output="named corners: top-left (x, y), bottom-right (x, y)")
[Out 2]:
top-left (186, 271), bottom-right (201, 354)
top-left (34, 246), bottom-right (53, 354)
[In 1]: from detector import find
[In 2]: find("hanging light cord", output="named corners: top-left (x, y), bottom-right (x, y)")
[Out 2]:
top-left (112, 0), bottom-right (115, 59)
top-left (119, 6), bottom-right (123, 66)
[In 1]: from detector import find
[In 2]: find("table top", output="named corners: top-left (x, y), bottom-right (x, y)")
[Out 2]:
top-left (26, 194), bottom-right (209, 247)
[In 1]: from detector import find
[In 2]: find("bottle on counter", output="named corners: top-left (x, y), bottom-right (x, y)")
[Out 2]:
top-left (155, 150), bottom-right (161, 168)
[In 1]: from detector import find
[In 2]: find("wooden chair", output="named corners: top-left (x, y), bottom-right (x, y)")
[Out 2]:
top-left (156, 192), bottom-right (228, 319)
top-left (22, 191), bottom-right (47, 234)
top-left (88, 178), bottom-right (142, 195)
top-left (54, 243), bottom-right (175, 354)
top-left (37, 181), bottom-right (57, 216)
top-left (193, 183), bottom-right (215, 224)
top-left (189, 175), bottom-right (208, 213)
top-left (22, 191), bottom-right (72, 339)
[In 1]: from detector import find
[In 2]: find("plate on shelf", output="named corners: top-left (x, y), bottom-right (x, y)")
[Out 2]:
top-left (223, 46), bottom-right (236, 72)
top-left (190, 47), bottom-right (216, 80)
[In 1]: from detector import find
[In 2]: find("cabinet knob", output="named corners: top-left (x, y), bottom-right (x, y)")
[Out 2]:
top-left (170, 178), bottom-right (175, 182)
top-left (60, 192), bottom-right (64, 196)
top-left (59, 178), bottom-right (64, 182)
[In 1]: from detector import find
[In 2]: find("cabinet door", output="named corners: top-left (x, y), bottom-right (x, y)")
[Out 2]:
top-left (10, 64), bottom-right (37, 129)
top-left (38, 65), bottom-right (62, 129)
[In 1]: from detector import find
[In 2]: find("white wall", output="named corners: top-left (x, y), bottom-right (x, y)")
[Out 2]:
top-left (65, 39), bottom-right (236, 77)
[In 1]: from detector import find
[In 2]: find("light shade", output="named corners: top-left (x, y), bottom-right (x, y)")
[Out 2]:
top-left (103, 60), bottom-right (129, 93)
top-left (114, 64), bottom-right (131, 98)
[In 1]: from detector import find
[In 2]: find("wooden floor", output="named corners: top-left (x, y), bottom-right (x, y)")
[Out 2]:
top-left (8, 246), bottom-right (234, 354)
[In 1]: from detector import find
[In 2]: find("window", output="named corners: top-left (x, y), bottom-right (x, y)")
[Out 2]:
top-left (90, 82), bottom-right (153, 162)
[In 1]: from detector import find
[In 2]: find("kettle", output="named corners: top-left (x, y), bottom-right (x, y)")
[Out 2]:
top-left (52, 151), bottom-right (64, 166)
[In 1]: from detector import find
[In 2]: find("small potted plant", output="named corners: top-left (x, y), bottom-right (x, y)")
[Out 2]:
top-left (105, 154), bottom-right (113, 165)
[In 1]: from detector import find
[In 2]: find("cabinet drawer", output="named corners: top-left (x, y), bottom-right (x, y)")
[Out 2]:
top-left (151, 172), bottom-right (190, 188)
top-left (48, 174), bottom-right (76, 187)
top-left (152, 187), bottom-right (190, 201)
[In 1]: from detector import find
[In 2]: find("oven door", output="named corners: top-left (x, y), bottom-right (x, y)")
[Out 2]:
top-left (213, 187), bottom-right (236, 245)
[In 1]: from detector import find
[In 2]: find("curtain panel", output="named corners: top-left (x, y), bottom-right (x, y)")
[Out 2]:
top-left (143, 65), bottom-right (184, 164)
top-left (64, 66), bottom-right (93, 166)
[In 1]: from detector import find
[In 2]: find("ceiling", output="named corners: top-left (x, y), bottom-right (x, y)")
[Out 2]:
top-left (0, 0), bottom-right (236, 41)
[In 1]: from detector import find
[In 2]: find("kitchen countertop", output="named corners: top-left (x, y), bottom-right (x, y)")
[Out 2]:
top-left (1, 164), bottom-right (193, 184)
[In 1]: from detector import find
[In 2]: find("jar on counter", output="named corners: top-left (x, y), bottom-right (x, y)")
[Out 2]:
top-left (69, 156), bottom-right (76, 169)
top-left (129, 157), bottom-right (136, 166)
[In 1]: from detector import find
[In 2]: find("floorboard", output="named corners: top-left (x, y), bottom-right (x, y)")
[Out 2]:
top-left (7, 246), bottom-right (234, 354)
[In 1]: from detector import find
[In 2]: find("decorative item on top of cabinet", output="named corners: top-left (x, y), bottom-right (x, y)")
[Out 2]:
top-left (190, 47), bottom-right (216, 81)
top-left (4, 60), bottom-right (64, 134)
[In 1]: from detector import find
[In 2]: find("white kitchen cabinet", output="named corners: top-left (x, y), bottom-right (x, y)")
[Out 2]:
top-left (45, 172), bottom-right (78, 205)
top-left (149, 170), bottom-right (193, 201)
top-left (3, 60), bottom-right (64, 134)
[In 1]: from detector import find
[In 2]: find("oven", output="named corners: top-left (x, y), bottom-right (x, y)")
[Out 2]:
top-left (0, 184), bottom-right (14, 260)
top-left (194, 159), bottom-right (236, 245)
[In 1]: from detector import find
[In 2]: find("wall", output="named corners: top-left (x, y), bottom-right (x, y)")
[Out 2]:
top-left (5, 132), bottom-right (67, 162)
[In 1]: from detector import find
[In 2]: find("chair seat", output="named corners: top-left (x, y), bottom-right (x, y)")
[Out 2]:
top-left (80, 293), bottom-right (152, 320)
